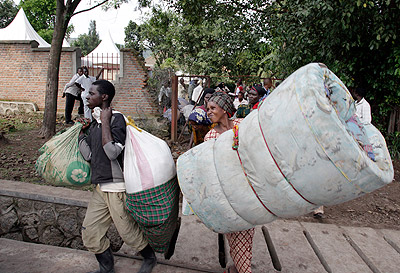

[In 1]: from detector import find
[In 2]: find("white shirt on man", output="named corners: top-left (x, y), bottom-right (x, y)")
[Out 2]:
top-left (75, 75), bottom-right (96, 120)
top-left (233, 98), bottom-right (248, 109)
top-left (355, 98), bottom-right (372, 124)
top-left (192, 83), bottom-right (203, 103)
top-left (64, 73), bottom-right (82, 97)
top-left (75, 75), bottom-right (96, 100)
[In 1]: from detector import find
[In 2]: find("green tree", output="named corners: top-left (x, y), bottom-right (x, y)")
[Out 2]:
top-left (124, 20), bottom-right (142, 53)
top-left (158, 0), bottom-right (400, 133)
top-left (19, 0), bottom-right (57, 43)
top-left (73, 20), bottom-right (101, 56)
top-left (17, 0), bottom-right (75, 44)
top-left (265, 0), bottom-right (400, 133)
top-left (39, 0), bottom-right (112, 138)
top-left (0, 0), bottom-right (18, 28)
top-left (125, 5), bottom-right (268, 77)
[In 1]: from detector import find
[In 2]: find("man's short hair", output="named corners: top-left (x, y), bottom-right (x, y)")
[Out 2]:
top-left (92, 80), bottom-right (116, 102)
top-left (355, 87), bottom-right (366, 98)
top-left (263, 77), bottom-right (272, 84)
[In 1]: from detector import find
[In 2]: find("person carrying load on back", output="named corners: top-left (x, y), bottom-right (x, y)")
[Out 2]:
top-left (188, 108), bottom-right (213, 148)
top-left (77, 79), bottom-right (157, 273)
top-left (204, 91), bottom-right (254, 273)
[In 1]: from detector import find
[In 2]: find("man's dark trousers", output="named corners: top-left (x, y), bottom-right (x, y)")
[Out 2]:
top-left (65, 93), bottom-right (84, 122)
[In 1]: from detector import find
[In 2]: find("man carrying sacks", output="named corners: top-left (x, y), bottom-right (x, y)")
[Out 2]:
top-left (77, 80), bottom-right (161, 273)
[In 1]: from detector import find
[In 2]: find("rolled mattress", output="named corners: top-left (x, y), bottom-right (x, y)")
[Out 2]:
top-left (177, 63), bottom-right (394, 233)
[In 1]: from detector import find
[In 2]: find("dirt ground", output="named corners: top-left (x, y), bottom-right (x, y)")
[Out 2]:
top-left (0, 113), bottom-right (399, 230)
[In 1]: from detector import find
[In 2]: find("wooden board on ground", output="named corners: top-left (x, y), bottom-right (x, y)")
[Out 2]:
top-left (341, 226), bottom-right (400, 273)
top-left (301, 222), bottom-right (372, 273)
top-left (265, 220), bottom-right (326, 273)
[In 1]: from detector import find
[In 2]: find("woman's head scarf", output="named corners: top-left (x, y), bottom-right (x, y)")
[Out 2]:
top-left (188, 108), bottom-right (212, 125)
top-left (208, 91), bottom-right (236, 117)
top-left (251, 85), bottom-right (266, 97)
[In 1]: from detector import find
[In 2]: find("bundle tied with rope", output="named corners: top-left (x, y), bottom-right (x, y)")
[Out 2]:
top-left (177, 63), bottom-right (394, 233)
top-left (122, 115), bottom-right (179, 254)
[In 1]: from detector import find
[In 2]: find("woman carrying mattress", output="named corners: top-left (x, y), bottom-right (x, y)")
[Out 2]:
top-left (204, 91), bottom-right (254, 273)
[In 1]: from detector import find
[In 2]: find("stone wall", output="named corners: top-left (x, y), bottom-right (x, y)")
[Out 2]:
top-left (0, 41), bottom-right (158, 118)
top-left (0, 180), bottom-right (123, 252)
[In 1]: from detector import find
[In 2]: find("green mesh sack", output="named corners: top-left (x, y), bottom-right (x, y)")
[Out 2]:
top-left (35, 123), bottom-right (91, 187)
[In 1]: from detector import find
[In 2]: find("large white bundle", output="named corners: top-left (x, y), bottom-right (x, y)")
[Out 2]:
top-left (123, 118), bottom-right (176, 194)
top-left (177, 63), bottom-right (394, 233)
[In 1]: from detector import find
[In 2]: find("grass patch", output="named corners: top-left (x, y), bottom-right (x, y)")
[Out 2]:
top-left (0, 112), bottom-right (43, 133)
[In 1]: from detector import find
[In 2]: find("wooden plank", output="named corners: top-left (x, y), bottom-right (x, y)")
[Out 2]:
top-left (342, 226), bottom-right (400, 273)
top-left (265, 220), bottom-right (326, 273)
top-left (252, 226), bottom-right (275, 273)
top-left (0, 238), bottom-right (206, 273)
top-left (302, 222), bottom-right (372, 273)
top-left (379, 229), bottom-right (400, 254)
top-left (156, 215), bottom-right (222, 272)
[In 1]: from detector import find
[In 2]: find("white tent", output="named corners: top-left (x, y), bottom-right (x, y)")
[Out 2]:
top-left (0, 8), bottom-right (70, 48)
top-left (82, 31), bottom-right (120, 65)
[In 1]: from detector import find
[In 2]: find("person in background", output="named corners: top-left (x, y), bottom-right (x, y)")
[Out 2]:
top-left (204, 92), bottom-right (253, 273)
top-left (263, 78), bottom-right (273, 97)
top-left (217, 82), bottom-right (231, 93)
top-left (235, 79), bottom-right (244, 96)
top-left (178, 78), bottom-right (188, 100)
top-left (78, 80), bottom-right (156, 273)
top-left (233, 91), bottom-right (248, 110)
top-left (236, 85), bottom-right (266, 118)
top-left (158, 80), bottom-right (172, 111)
top-left (187, 88), bottom-right (216, 148)
top-left (198, 88), bottom-right (216, 112)
top-left (75, 66), bottom-right (104, 121)
top-left (313, 206), bottom-right (324, 219)
top-left (192, 78), bottom-right (204, 104)
top-left (63, 67), bottom-right (84, 124)
top-left (188, 108), bottom-right (213, 148)
top-left (354, 87), bottom-right (372, 125)
top-left (313, 88), bottom-right (373, 219)
top-left (188, 78), bottom-right (198, 105)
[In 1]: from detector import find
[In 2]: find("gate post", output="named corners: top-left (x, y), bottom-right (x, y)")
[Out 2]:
top-left (171, 75), bottom-right (178, 142)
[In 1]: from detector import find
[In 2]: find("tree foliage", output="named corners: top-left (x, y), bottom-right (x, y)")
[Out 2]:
top-left (125, 5), bottom-right (269, 77)
top-left (143, 0), bottom-right (399, 133)
top-left (19, 0), bottom-right (57, 43)
top-left (0, 0), bottom-right (18, 28)
top-left (124, 20), bottom-right (143, 53)
top-left (39, 0), bottom-right (112, 138)
top-left (265, 0), bottom-right (400, 131)
top-left (72, 20), bottom-right (101, 56)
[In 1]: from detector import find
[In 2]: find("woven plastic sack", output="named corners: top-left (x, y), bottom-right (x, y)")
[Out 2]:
top-left (35, 123), bottom-right (91, 187)
top-left (177, 63), bottom-right (394, 233)
top-left (126, 177), bottom-right (180, 253)
top-left (123, 117), bottom-right (176, 194)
